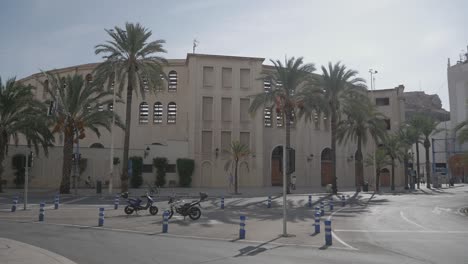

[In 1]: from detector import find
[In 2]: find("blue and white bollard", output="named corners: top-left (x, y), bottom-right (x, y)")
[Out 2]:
top-left (329, 198), bottom-right (334, 211)
top-left (308, 195), bottom-right (312, 208)
top-left (162, 211), bottom-right (169, 233)
top-left (11, 196), bottom-right (18, 212)
top-left (267, 196), bottom-right (271, 208)
top-left (239, 215), bottom-right (246, 239)
top-left (341, 195), bottom-right (345, 207)
top-left (315, 206), bottom-right (320, 217)
top-left (314, 212), bottom-right (321, 233)
top-left (325, 219), bottom-right (332, 246)
top-left (39, 202), bottom-right (45, 221)
top-left (114, 194), bottom-right (119, 210)
top-left (54, 194), bottom-right (59, 210)
top-left (221, 196), bottom-right (225, 209)
top-left (98, 208), bottom-right (104, 226)
top-left (320, 201), bottom-right (325, 216)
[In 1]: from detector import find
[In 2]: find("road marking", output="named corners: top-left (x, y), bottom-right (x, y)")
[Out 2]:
top-left (335, 229), bottom-right (468, 234)
top-left (327, 204), bottom-right (359, 250)
top-left (432, 206), bottom-right (452, 215)
top-left (400, 211), bottom-right (427, 230)
top-left (62, 197), bottom-right (88, 204)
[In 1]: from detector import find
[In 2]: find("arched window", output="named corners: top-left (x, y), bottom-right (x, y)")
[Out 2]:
top-left (153, 102), bottom-right (163, 124)
top-left (167, 102), bottom-right (177, 124)
top-left (276, 109), bottom-right (283, 127)
top-left (168, 71), bottom-right (177, 92)
top-left (139, 102), bottom-right (149, 124)
top-left (142, 76), bottom-right (149, 93)
top-left (264, 79), bottom-right (271, 93)
top-left (86, 74), bottom-right (93, 84)
top-left (42, 79), bottom-right (49, 99)
top-left (264, 107), bottom-right (272, 127)
top-left (90, 143), bottom-right (104, 148)
top-left (108, 103), bottom-right (113, 111)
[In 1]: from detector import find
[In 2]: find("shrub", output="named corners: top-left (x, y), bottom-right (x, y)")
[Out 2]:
top-left (129, 156), bottom-right (143, 188)
top-left (153, 157), bottom-right (168, 187)
top-left (177, 158), bottom-right (195, 187)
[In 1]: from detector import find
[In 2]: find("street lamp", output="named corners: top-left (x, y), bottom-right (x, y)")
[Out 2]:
top-left (369, 69), bottom-right (378, 190)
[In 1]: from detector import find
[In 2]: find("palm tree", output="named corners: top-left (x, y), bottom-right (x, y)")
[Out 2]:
top-left (42, 73), bottom-right (124, 194)
top-left (365, 148), bottom-right (391, 192)
top-left (224, 141), bottom-right (250, 194)
top-left (417, 116), bottom-right (441, 188)
top-left (249, 57), bottom-right (317, 194)
top-left (0, 77), bottom-right (54, 192)
top-left (94, 23), bottom-right (167, 192)
top-left (397, 125), bottom-right (419, 188)
top-left (314, 62), bottom-right (366, 194)
top-left (455, 120), bottom-right (468, 144)
top-left (408, 116), bottom-right (425, 189)
top-left (381, 134), bottom-right (403, 191)
top-left (337, 96), bottom-right (386, 189)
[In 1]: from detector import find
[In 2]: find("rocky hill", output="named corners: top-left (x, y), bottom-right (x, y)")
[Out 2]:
top-left (404, 91), bottom-right (450, 121)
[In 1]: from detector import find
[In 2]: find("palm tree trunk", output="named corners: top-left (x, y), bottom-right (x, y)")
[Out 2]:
top-left (403, 155), bottom-right (409, 189)
top-left (285, 111), bottom-right (291, 194)
top-left (355, 135), bottom-right (363, 188)
top-left (121, 67), bottom-right (135, 193)
top-left (330, 106), bottom-right (338, 194)
top-left (391, 157), bottom-right (395, 191)
top-left (0, 132), bottom-right (7, 192)
top-left (416, 142), bottom-right (420, 189)
top-left (60, 128), bottom-right (73, 194)
top-left (424, 137), bottom-right (431, 188)
top-left (234, 159), bottom-right (239, 194)
top-left (376, 171), bottom-right (380, 192)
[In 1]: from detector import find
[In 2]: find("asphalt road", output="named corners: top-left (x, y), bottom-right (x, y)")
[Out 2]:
top-left (0, 185), bottom-right (467, 264)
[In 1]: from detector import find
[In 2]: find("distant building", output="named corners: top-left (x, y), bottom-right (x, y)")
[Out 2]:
top-left (4, 54), bottom-right (406, 190)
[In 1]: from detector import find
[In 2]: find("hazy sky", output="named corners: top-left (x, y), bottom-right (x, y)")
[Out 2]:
top-left (1, 0), bottom-right (467, 110)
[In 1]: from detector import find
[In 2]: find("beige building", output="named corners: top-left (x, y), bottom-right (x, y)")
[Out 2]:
top-left (4, 53), bottom-right (406, 190)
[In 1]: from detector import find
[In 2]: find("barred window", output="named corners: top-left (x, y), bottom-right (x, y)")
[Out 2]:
top-left (139, 102), bottom-right (149, 124)
top-left (86, 74), bottom-right (93, 84)
top-left (276, 109), bottom-right (284, 127)
top-left (264, 79), bottom-right (271, 93)
top-left (168, 71), bottom-right (177, 92)
top-left (98, 105), bottom-right (104, 112)
top-left (153, 102), bottom-right (163, 124)
top-left (108, 103), bottom-right (113, 111)
top-left (264, 107), bottom-right (272, 127)
top-left (142, 76), bottom-right (149, 93)
top-left (167, 102), bottom-right (177, 124)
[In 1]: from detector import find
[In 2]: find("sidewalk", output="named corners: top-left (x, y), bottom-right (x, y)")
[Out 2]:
top-left (0, 237), bottom-right (77, 264)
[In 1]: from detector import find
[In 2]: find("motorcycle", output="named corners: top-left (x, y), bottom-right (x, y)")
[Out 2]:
top-left (121, 191), bottom-right (159, 215)
top-left (166, 192), bottom-right (207, 220)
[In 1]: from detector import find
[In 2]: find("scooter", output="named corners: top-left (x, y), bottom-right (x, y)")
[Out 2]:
top-left (121, 192), bottom-right (159, 215)
top-left (166, 192), bottom-right (207, 220)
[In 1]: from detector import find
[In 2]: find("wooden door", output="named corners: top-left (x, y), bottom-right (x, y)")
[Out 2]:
top-left (380, 171), bottom-right (390, 187)
top-left (271, 159), bottom-right (282, 186)
top-left (321, 161), bottom-right (332, 186)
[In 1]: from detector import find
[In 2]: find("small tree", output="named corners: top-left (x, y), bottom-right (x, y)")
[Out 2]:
top-left (177, 158), bottom-right (195, 187)
top-left (153, 157), bottom-right (168, 187)
top-left (224, 141), bottom-right (250, 194)
top-left (129, 156), bottom-right (143, 188)
top-left (365, 148), bottom-right (391, 192)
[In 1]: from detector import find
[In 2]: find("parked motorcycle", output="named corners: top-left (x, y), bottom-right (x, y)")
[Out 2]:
top-left (121, 192), bottom-right (159, 215)
top-left (166, 192), bottom-right (208, 220)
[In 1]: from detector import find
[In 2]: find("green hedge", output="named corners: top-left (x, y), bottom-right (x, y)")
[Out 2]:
top-left (177, 158), bottom-right (194, 187)
top-left (153, 157), bottom-right (168, 187)
top-left (129, 156), bottom-right (143, 188)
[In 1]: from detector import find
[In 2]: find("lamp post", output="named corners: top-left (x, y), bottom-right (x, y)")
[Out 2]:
top-left (369, 69), bottom-right (378, 190)
top-left (109, 72), bottom-right (117, 195)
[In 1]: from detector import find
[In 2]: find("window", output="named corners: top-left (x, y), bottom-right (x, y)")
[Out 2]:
top-left (139, 102), bottom-right (149, 124)
top-left (264, 107), bottom-right (272, 127)
top-left (222, 68), bottom-right (232, 88)
top-left (202, 97), bottom-right (213, 121)
top-left (98, 105), bottom-right (104, 112)
top-left (86, 74), bottom-right (93, 84)
top-left (240, 132), bottom-right (250, 149)
top-left (90, 143), bottom-right (104, 148)
top-left (264, 79), bottom-right (271, 93)
top-left (109, 72), bottom-right (115, 91)
top-left (202, 131), bottom-right (212, 154)
top-left (221, 131), bottom-right (231, 153)
top-left (167, 102), bottom-right (177, 124)
top-left (221, 98), bottom-right (232, 121)
top-left (376, 97), bottom-right (390, 106)
top-left (153, 102), bottom-right (163, 124)
top-left (384, 119), bottom-right (391, 130)
top-left (276, 109), bottom-right (284, 127)
top-left (240, 69), bottom-right (250, 89)
top-left (42, 80), bottom-right (49, 99)
top-left (156, 74), bottom-right (164, 92)
top-left (240, 98), bottom-right (250, 121)
top-left (166, 164), bottom-right (176, 173)
top-left (142, 76), bottom-right (149, 93)
top-left (142, 164), bottom-right (153, 173)
top-left (108, 103), bottom-right (113, 111)
top-left (203, 66), bottom-right (214, 87)
top-left (168, 71), bottom-right (177, 92)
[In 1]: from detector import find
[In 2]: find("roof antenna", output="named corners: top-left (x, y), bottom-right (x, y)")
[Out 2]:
top-left (193, 39), bottom-right (199, 54)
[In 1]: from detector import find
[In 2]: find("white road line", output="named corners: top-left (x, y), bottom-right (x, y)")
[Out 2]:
top-left (400, 211), bottom-right (427, 230)
top-left (62, 197), bottom-right (88, 204)
top-left (335, 229), bottom-right (468, 234)
top-left (327, 204), bottom-right (359, 250)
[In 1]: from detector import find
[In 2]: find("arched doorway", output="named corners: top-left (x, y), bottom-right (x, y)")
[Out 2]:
top-left (380, 168), bottom-right (390, 187)
top-left (321, 148), bottom-right (332, 186)
top-left (271, 146), bottom-right (283, 186)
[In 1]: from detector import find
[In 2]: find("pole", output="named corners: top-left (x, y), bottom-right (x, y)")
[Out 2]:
top-left (24, 150), bottom-right (30, 210)
top-left (369, 69), bottom-right (378, 190)
top-left (74, 128), bottom-right (80, 196)
top-left (282, 143), bottom-right (287, 236)
top-left (109, 73), bottom-right (117, 195)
